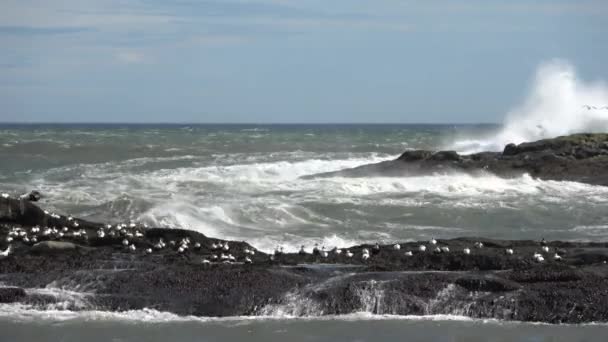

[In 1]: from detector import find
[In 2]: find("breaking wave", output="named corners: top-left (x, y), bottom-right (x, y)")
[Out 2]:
top-left (452, 60), bottom-right (608, 154)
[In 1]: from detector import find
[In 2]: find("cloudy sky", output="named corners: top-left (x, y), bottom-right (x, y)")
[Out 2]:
top-left (1, 0), bottom-right (607, 123)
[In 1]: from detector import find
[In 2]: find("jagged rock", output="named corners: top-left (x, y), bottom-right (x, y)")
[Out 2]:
top-left (303, 133), bottom-right (608, 186)
top-left (1, 198), bottom-right (608, 323)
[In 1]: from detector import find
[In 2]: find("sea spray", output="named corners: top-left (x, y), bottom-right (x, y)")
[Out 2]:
top-left (452, 60), bottom-right (608, 153)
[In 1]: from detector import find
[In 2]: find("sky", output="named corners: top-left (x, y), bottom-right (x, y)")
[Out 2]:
top-left (1, 0), bottom-right (607, 123)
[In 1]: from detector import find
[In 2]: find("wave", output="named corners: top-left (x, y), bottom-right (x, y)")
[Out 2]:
top-left (452, 60), bottom-right (608, 154)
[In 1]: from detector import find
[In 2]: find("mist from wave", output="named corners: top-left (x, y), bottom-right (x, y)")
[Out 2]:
top-left (451, 60), bottom-right (608, 154)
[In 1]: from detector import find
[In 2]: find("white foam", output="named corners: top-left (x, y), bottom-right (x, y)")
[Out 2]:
top-left (452, 60), bottom-right (608, 154)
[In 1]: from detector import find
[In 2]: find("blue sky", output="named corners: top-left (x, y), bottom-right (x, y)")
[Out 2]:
top-left (1, 0), bottom-right (607, 123)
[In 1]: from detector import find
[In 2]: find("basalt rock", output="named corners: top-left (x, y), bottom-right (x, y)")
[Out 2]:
top-left (302, 133), bottom-right (608, 186)
top-left (1, 200), bottom-right (608, 323)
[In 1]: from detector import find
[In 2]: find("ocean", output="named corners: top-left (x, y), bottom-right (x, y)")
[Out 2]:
top-left (1, 123), bottom-right (607, 340)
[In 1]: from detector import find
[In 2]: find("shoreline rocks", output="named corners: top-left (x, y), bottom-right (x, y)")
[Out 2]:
top-left (1, 199), bottom-right (608, 323)
top-left (302, 133), bottom-right (608, 186)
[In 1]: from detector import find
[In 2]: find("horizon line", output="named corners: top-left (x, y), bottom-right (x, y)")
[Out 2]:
top-left (0, 121), bottom-right (501, 125)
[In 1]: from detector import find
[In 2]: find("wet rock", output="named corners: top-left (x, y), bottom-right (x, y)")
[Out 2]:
top-left (303, 133), bottom-right (608, 186)
top-left (1, 201), bottom-right (608, 323)
top-left (0, 287), bottom-right (26, 303)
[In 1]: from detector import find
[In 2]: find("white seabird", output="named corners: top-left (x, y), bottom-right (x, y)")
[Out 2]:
top-left (211, 242), bottom-right (218, 250)
top-left (554, 253), bottom-right (562, 260)
top-left (536, 255), bottom-right (545, 262)
top-left (506, 248), bottom-right (514, 255)
top-left (202, 259), bottom-right (211, 264)
top-left (474, 242), bottom-right (484, 249)
top-left (223, 243), bottom-right (230, 251)
top-left (97, 230), bottom-right (105, 238)
top-left (463, 248), bottom-right (471, 255)
top-left (334, 248), bottom-right (342, 255)
top-left (393, 244), bottom-right (401, 250)
top-left (122, 239), bottom-right (129, 246)
top-left (146, 248), bottom-right (152, 254)
top-left (440, 246), bottom-right (450, 253)
top-left (542, 246), bottom-right (550, 253)
top-left (321, 248), bottom-right (328, 258)
top-left (345, 250), bottom-right (353, 258)
top-left (1, 193), bottom-right (9, 199)
top-left (430, 239), bottom-right (437, 245)
top-left (419, 245), bottom-right (427, 252)
top-left (362, 253), bottom-right (369, 261)
top-left (244, 256), bottom-right (252, 264)
top-left (0, 245), bottom-right (12, 258)
top-left (129, 244), bottom-right (136, 252)
top-left (404, 251), bottom-right (413, 256)
top-left (194, 242), bottom-right (201, 249)
top-left (5, 237), bottom-right (13, 243)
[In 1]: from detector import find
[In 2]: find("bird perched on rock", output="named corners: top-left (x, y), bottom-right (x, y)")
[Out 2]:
top-left (345, 250), bottom-right (353, 258)
top-left (419, 245), bottom-right (426, 252)
top-left (404, 251), bottom-right (413, 256)
top-left (474, 242), bottom-right (484, 249)
top-left (393, 244), bottom-right (401, 250)
top-left (430, 239), bottom-right (437, 245)
top-left (372, 243), bottom-right (381, 255)
top-left (463, 248), bottom-right (471, 255)
top-left (506, 248), bottom-right (514, 255)
top-left (542, 246), bottom-right (550, 253)
top-left (320, 247), bottom-right (328, 258)
top-left (313, 243), bottom-right (320, 256)
top-left (0, 245), bottom-right (12, 258)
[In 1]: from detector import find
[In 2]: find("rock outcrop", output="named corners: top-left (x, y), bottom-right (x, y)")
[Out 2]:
top-left (302, 133), bottom-right (608, 186)
top-left (1, 197), bottom-right (608, 323)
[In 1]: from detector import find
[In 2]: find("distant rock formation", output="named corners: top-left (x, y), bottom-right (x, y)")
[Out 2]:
top-left (303, 133), bottom-right (608, 186)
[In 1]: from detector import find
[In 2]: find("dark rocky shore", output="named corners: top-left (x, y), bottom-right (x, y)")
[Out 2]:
top-left (2, 195), bottom-right (608, 324)
top-left (303, 133), bottom-right (608, 186)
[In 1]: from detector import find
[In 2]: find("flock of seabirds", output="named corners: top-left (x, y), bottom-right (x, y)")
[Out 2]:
top-left (1, 190), bottom-right (566, 265)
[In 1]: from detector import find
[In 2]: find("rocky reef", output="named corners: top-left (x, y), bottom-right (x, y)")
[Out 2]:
top-left (303, 133), bottom-right (608, 186)
top-left (2, 196), bottom-right (608, 323)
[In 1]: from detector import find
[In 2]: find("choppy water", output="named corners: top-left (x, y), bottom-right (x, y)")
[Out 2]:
top-left (1, 313), bottom-right (607, 342)
top-left (2, 123), bottom-right (608, 339)
top-left (2, 124), bottom-right (607, 252)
